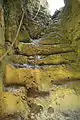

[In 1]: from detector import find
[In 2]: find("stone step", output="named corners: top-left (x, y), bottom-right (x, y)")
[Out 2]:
top-left (10, 55), bottom-right (28, 64)
top-left (18, 43), bottom-right (74, 56)
top-left (40, 34), bottom-right (63, 44)
top-left (39, 37), bottom-right (68, 45)
top-left (28, 52), bottom-right (77, 65)
top-left (27, 81), bottom-right (80, 115)
top-left (5, 64), bottom-right (80, 91)
top-left (10, 52), bottom-right (76, 65)
top-left (0, 92), bottom-right (29, 118)
top-left (39, 32), bottom-right (65, 42)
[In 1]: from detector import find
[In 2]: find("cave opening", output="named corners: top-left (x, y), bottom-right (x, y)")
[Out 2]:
top-left (47, 0), bottom-right (65, 15)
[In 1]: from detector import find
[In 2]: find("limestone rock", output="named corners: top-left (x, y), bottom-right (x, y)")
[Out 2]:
top-left (5, 64), bottom-right (80, 91)
top-left (0, 92), bottom-right (29, 119)
top-left (18, 43), bottom-right (74, 56)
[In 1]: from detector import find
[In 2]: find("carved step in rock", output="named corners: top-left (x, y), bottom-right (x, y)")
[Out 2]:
top-left (18, 43), bottom-right (74, 56)
top-left (5, 64), bottom-right (80, 91)
top-left (28, 52), bottom-right (77, 65)
top-left (10, 55), bottom-right (28, 64)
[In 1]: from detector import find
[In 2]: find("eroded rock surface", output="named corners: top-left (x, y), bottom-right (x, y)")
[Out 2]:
top-left (0, 0), bottom-right (80, 119)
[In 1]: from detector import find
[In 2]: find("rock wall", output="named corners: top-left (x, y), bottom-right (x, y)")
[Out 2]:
top-left (61, 0), bottom-right (80, 58)
top-left (4, 0), bottom-right (50, 42)
top-left (0, 1), bottom-right (6, 92)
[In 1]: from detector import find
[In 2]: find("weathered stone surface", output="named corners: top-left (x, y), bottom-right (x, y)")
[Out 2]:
top-left (5, 64), bottom-right (80, 91)
top-left (0, 45), bottom-right (6, 57)
top-left (27, 81), bottom-right (80, 120)
top-left (5, 64), bottom-right (35, 88)
top-left (39, 37), bottom-right (60, 45)
top-left (17, 31), bottom-right (31, 43)
top-left (18, 43), bottom-right (74, 56)
top-left (0, 92), bottom-right (29, 118)
top-left (61, 0), bottom-right (80, 57)
top-left (1, 0), bottom-right (80, 119)
top-left (0, 80), bottom-right (3, 92)
top-left (39, 32), bottom-right (66, 45)
top-left (4, 0), bottom-right (50, 43)
top-left (28, 83), bottom-right (80, 110)
top-left (10, 55), bottom-right (28, 64)
top-left (28, 52), bottom-right (77, 65)
top-left (0, 5), bottom-right (5, 45)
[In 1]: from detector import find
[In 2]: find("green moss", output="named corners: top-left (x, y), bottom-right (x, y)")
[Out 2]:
top-left (0, 92), bottom-right (29, 117)
top-left (34, 52), bottom-right (77, 65)
top-left (18, 43), bottom-right (74, 56)
top-left (10, 55), bottom-right (28, 64)
top-left (70, 62), bottom-right (80, 72)
top-left (68, 82), bottom-right (80, 95)
top-left (29, 87), bottom-right (80, 111)
top-left (0, 45), bottom-right (6, 58)
top-left (0, 80), bottom-right (3, 92)
top-left (39, 36), bottom-right (60, 45)
top-left (18, 32), bottom-right (31, 43)
top-left (5, 64), bottom-right (80, 91)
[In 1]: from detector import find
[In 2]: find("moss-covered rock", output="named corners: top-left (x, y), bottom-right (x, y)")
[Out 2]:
top-left (29, 52), bottom-right (77, 65)
top-left (27, 82), bottom-right (80, 120)
top-left (0, 80), bottom-right (3, 92)
top-left (5, 64), bottom-right (35, 88)
top-left (29, 84), bottom-right (80, 111)
top-left (18, 43), bottom-right (74, 56)
top-left (39, 35), bottom-right (61, 45)
top-left (0, 92), bottom-right (29, 118)
top-left (17, 31), bottom-right (31, 43)
top-left (10, 55), bottom-right (28, 64)
top-left (4, 0), bottom-right (50, 43)
top-left (61, 0), bottom-right (80, 47)
top-left (0, 45), bottom-right (6, 57)
top-left (0, 6), bottom-right (5, 45)
top-left (5, 64), bottom-right (80, 91)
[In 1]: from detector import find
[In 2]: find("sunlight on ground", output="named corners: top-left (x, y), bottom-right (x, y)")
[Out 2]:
top-left (47, 0), bottom-right (65, 15)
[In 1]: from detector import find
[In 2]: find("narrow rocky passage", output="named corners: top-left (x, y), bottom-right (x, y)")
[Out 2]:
top-left (0, 0), bottom-right (80, 120)
top-left (1, 15), bottom-right (80, 120)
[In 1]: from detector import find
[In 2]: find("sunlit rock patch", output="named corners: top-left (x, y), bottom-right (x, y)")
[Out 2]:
top-left (0, 92), bottom-right (29, 119)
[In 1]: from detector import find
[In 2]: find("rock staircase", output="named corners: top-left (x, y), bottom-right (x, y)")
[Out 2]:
top-left (1, 17), bottom-right (80, 120)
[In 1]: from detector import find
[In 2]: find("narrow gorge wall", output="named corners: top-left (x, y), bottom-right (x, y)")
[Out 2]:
top-left (0, 0), bottom-right (6, 92)
top-left (61, 0), bottom-right (80, 59)
top-left (4, 0), bottom-right (50, 42)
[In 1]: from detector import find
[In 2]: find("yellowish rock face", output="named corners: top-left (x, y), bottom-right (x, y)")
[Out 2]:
top-left (27, 82), bottom-right (80, 120)
top-left (10, 55), bottom-right (28, 64)
top-left (0, 46), bottom-right (6, 58)
top-left (0, 92), bottom-right (29, 118)
top-left (0, 80), bottom-right (3, 92)
top-left (30, 87), bottom-right (80, 110)
top-left (5, 64), bottom-right (80, 92)
top-left (18, 43), bottom-right (74, 56)
top-left (28, 52), bottom-right (77, 65)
